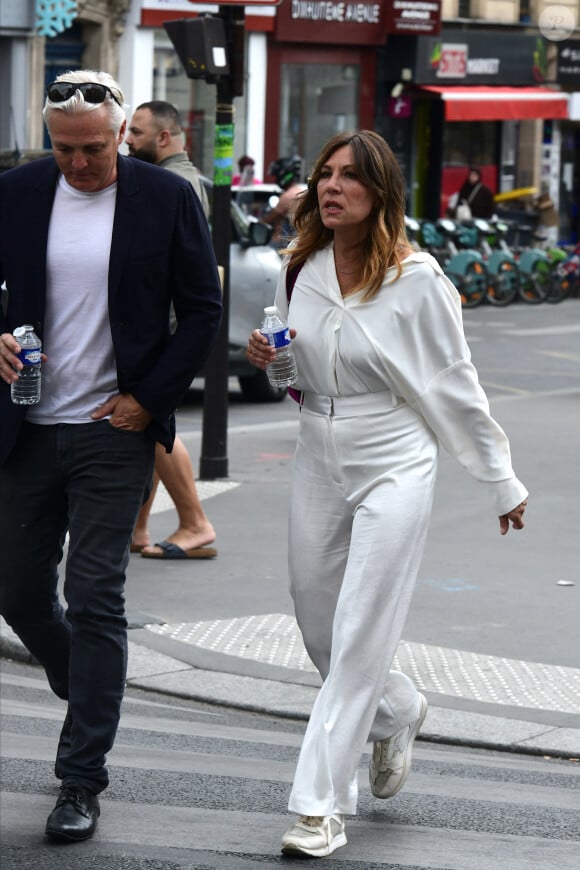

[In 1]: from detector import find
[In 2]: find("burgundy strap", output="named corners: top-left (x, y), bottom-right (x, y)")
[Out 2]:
top-left (286, 260), bottom-right (304, 302)
top-left (285, 260), bottom-right (304, 404)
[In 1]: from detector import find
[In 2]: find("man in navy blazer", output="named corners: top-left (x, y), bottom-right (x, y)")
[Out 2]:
top-left (0, 71), bottom-right (222, 841)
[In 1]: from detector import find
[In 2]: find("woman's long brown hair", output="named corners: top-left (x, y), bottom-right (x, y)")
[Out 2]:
top-left (285, 130), bottom-right (409, 301)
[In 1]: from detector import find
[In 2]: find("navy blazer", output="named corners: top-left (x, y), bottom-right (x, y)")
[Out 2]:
top-left (0, 154), bottom-right (223, 464)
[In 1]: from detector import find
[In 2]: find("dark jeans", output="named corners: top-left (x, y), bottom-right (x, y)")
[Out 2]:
top-left (0, 421), bottom-right (154, 793)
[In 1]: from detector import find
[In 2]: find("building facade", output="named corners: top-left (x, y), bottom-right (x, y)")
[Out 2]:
top-left (2, 0), bottom-right (579, 237)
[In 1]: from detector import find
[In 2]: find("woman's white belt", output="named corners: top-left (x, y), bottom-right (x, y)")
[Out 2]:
top-left (301, 390), bottom-right (397, 416)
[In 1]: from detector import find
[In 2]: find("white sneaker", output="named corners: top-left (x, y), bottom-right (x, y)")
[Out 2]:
top-left (369, 693), bottom-right (428, 799)
top-left (281, 814), bottom-right (347, 857)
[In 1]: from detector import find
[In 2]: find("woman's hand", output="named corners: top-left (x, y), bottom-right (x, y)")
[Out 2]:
top-left (499, 499), bottom-right (527, 535)
top-left (246, 328), bottom-right (297, 371)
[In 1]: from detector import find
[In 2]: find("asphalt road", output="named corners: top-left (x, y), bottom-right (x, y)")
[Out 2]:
top-left (2, 658), bottom-right (579, 869)
top-left (1, 299), bottom-right (579, 868)
top-left (141, 298), bottom-right (580, 670)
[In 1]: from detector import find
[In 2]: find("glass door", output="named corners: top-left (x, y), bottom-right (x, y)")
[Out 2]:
top-left (278, 63), bottom-right (359, 174)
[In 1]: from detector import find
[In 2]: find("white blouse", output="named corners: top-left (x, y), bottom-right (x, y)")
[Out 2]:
top-left (274, 246), bottom-right (528, 516)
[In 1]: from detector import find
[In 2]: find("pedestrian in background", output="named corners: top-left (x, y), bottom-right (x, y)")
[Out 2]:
top-left (455, 166), bottom-right (495, 219)
top-left (232, 154), bottom-right (260, 186)
top-left (246, 129), bottom-right (528, 859)
top-left (534, 184), bottom-right (560, 248)
top-left (126, 101), bottom-right (217, 559)
top-left (263, 155), bottom-right (304, 251)
top-left (0, 70), bottom-right (222, 842)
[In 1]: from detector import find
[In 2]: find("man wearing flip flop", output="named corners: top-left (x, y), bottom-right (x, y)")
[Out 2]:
top-left (125, 101), bottom-right (217, 560)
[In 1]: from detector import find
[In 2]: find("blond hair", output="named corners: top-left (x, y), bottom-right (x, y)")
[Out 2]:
top-left (43, 70), bottom-right (126, 135)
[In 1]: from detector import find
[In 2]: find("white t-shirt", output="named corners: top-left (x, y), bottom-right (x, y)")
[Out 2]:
top-left (275, 247), bottom-right (527, 516)
top-left (28, 175), bottom-right (118, 424)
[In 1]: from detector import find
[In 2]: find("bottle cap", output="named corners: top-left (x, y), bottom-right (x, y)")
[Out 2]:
top-left (264, 306), bottom-right (278, 315)
top-left (13, 327), bottom-right (27, 338)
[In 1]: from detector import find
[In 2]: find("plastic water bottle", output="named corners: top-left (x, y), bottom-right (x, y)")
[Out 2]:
top-left (11, 324), bottom-right (42, 405)
top-left (260, 306), bottom-right (298, 388)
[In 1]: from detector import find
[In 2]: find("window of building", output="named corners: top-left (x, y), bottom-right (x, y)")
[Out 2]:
top-left (443, 120), bottom-right (498, 169)
top-left (519, 0), bottom-right (531, 24)
top-left (278, 63), bottom-right (359, 173)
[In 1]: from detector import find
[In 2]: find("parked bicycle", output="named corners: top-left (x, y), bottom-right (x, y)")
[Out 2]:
top-left (418, 218), bottom-right (488, 308)
top-left (462, 218), bottom-right (520, 307)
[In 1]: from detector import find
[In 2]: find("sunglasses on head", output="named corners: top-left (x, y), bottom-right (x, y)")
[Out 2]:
top-left (47, 81), bottom-right (122, 108)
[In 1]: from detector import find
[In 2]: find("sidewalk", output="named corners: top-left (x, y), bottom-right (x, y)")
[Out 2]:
top-left (2, 385), bottom-right (579, 762)
top-left (2, 614), bottom-right (579, 759)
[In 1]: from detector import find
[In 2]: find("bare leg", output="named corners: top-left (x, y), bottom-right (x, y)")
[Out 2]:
top-left (132, 470), bottom-right (160, 550)
top-left (139, 437), bottom-right (216, 556)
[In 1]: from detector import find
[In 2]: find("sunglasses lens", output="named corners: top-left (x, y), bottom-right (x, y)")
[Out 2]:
top-left (47, 83), bottom-right (73, 102)
top-left (80, 84), bottom-right (108, 104)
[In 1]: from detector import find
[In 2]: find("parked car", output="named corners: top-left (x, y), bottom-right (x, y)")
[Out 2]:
top-left (200, 177), bottom-right (286, 402)
top-left (232, 182), bottom-right (282, 221)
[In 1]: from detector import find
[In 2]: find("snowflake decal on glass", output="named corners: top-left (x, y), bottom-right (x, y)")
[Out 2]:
top-left (36, 0), bottom-right (78, 37)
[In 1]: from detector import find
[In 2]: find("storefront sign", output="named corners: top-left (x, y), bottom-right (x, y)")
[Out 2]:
top-left (434, 44), bottom-right (467, 78)
top-left (388, 93), bottom-right (412, 117)
top-left (557, 41), bottom-right (580, 84)
top-left (414, 29), bottom-right (549, 85)
top-left (275, 0), bottom-right (387, 44)
top-left (384, 0), bottom-right (441, 37)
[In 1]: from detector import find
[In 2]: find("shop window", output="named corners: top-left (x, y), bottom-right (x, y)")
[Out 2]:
top-left (443, 121), bottom-right (498, 170)
top-left (519, 0), bottom-right (531, 24)
top-left (278, 63), bottom-right (359, 173)
top-left (458, 0), bottom-right (471, 18)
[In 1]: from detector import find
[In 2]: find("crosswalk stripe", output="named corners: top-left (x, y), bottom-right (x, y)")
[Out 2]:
top-left (3, 665), bottom-right (579, 869)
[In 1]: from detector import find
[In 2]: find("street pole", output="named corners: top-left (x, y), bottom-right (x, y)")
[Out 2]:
top-left (199, 6), bottom-right (245, 479)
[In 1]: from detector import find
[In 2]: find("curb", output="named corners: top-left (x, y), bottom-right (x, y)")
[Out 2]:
top-left (2, 623), bottom-right (579, 762)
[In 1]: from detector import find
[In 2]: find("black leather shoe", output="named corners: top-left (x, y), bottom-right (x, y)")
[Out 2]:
top-left (54, 707), bottom-right (73, 779)
top-left (45, 785), bottom-right (100, 841)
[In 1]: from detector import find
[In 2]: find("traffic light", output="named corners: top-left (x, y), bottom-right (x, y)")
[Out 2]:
top-left (164, 17), bottom-right (230, 81)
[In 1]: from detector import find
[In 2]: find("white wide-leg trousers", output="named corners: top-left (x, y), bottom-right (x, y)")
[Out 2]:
top-left (287, 392), bottom-right (438, 816)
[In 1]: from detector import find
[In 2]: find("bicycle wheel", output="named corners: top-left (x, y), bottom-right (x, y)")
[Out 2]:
top-left (518, 260), bottom-right (550, 304)
top-left (459, 260), bottom-right (488, 308)
top-left (544, 269), bottom-right (572, 303)
top-left (486, 261), bottom-right (519, 306)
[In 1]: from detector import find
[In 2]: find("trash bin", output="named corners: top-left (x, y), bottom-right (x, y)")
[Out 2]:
top-left (495, 206), bottom-right (538, 248)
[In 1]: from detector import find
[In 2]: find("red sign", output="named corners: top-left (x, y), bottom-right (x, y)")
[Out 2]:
top-left (187, 0), bottom-right (281, 5)
top-left (388, 94), bottom-right (412, 118)
top-left (436, 44), bottom-right (468, 79)
top-left (275, 0), bottom-right (386, 46)
top-left (384, 0), bottom-right (441, 37)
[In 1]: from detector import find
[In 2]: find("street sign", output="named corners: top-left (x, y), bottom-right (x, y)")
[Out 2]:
top-left (186, 0), bottom-right (281, 5)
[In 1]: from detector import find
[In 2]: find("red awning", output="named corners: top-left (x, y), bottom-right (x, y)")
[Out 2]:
top-left (421, 86), bottom-right (568, 121)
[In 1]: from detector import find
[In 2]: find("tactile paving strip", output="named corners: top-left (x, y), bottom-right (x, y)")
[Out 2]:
top-left (146, 613), bottom-right (580, 714)
top-left (151, 479), bottom-right (240, 514)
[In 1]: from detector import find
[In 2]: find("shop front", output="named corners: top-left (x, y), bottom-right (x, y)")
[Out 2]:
top-left (119, 0), bottom-right (280, 178)
top-left (264, 2), bottom-right (384, 179)
top-left (556, 39), bottom-right (580, 244)
top-left (265, 0), bottom-right (442, 181)
top-left (376, 29), bottom-right (568, 219)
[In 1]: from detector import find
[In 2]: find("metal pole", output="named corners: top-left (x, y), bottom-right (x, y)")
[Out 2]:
top-left (199, 6), bottom-right (244, 479)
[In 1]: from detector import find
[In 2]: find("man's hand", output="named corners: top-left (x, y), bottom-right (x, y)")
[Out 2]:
top-left (0, 332), bottom-right (47, 384)
top-left (91, 393), bottom-right (152, 431)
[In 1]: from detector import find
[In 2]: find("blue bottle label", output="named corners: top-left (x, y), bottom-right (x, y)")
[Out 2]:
top-left (19, 348), bottom-right (41, 365)
top-left (261, 327), bottom-right (290, 349)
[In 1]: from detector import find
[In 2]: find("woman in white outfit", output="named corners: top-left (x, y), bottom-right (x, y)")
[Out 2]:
top-left (246, 130), bottom-right (528, 859)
